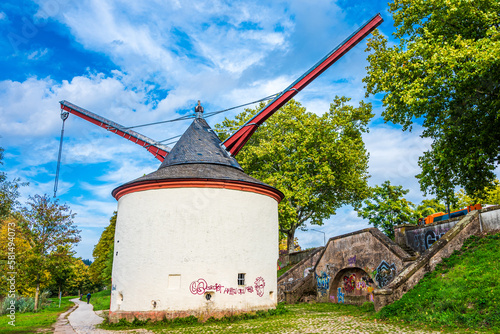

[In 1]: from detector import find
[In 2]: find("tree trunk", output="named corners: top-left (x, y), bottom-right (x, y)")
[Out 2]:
top-left (34, 281), bottom-right (40, 311)
top-left (286, 230), bottom-right (295, 254)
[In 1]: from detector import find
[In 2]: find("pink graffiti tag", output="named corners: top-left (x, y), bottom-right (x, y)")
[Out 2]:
top-left (254, 277), bottom-right (266, 297)
top-left (189, 277), bottom-right (266, 297)
top-left (189, 278), bottom-right (207, 295)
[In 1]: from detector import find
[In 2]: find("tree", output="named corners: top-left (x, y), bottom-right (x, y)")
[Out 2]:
top-left (456, 179), bottom-right (500, 207)
top-left (216, 98), bottom-right (372, 252)
top-left (279, 237), bottom-right (301, 253)
top-left (89, 212), bottom-right (116, 288)
top-left (364, 0), bottom-right (500, 201)
top-left (47, 245), bottom-right (75, 298)
top-left (66, 258), bottom-right (93, 296)
top-left (0, 147), bottom-right (27, 218)
top-left (19, 194), bottom-right (80, 310)
top-left (0, 215), bottom-right (32, 296)
top-left (356, 181), bottom-right (416, 239)
top-left (414, 198), bottom-right (446, 220)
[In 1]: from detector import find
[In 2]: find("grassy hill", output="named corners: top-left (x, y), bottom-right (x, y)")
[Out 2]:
top-left (377, 232), bottom-right (500, 332)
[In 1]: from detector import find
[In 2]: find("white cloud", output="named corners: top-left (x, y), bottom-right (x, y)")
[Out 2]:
top-left (27, 47), bottom-right (49, 60)
top-left (364, 125), bottom-right (432, 183)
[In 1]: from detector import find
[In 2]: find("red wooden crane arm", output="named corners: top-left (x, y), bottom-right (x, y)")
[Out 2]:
top-left (222, 14), bottom-right (383, 156)
top-left (59, 100), bottom-right (171, 162)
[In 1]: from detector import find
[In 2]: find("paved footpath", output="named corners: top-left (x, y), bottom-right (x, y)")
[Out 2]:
top-left (67, 298), bottom-right (105, 333)
top-left (53, 298), bottom-right (152, 334)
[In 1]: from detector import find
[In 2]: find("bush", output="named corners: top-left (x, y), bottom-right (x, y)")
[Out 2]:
top-left (1, 291), bottom-right (52, 314)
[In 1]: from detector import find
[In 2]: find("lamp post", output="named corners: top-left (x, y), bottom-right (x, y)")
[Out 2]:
top-left (310, 229), bottom-right (326, 246)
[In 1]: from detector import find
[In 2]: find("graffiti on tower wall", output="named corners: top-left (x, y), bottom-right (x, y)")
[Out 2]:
top-left (189, 277), bottom-right (266, 297)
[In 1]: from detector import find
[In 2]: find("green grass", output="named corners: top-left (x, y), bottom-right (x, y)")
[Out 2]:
top-left (0, 295), bottom-right (76, 333)
top-left (377, 232), bottom-right (500, 332)
top-left (277, 264), bottom-right (294, 277)
top-left (89, 289), bottom-right (111, 311)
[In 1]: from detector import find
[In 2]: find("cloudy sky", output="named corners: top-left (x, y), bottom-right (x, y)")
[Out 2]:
top-left (1, 0), bottom-right (444, 259)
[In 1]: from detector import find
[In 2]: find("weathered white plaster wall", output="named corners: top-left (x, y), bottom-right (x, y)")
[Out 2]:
top-left (481, 208), bottom-right (500, 232)
top-left (110, 186), bottom-right (279, 314)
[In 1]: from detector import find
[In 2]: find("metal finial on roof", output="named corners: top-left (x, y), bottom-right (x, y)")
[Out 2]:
top-left (195, 100), bottom-right (204, 119)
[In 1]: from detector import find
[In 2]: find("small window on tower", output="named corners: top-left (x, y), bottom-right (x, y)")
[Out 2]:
top-left (238, 273), bottom-right (245, 286)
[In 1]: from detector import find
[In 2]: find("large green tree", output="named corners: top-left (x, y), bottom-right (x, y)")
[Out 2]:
top-left (364, 0), bottom-right (500, 202)
top-left (356, 181), bottom-right (416, 238)
top-left (20, 194), bottom-right (80, 310)
top-left (89, 212), bottom-right (116, 288)
top-left (46, 245), bottom-right (76, 298)
top-left (217, 98), bottom-right (373, 252)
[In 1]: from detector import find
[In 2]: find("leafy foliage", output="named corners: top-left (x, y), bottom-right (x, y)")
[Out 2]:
top-left (89, 212), bottom-right (116, 288)
top-left (0, 148), bottom-right (27, 219)
top-left (456, 180), bottom-right (500, 208)
top-left (356, 181), bottom-right (416, 238)
top-left (364, 0), bottom-right (500, 202)
top-left (414, 198), bottom-right (446, 220)
top-left (19, 194), bottom-right (81, 309)
top-left (1, 291), bottom-right (50, 314)
top-left (216, 98), bottom-right (372, 251)
top-left (378, 233), bottom-right (500, 332)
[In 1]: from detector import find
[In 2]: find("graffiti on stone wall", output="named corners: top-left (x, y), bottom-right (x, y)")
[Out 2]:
top-left (333, 268), bottom-right (375, 304)
top-left (337, 287), bottom-right (344, 303)
top-left (189, 277), bottom-right (265, 297)
top-left (304, 267), bottom-right (313, 277)
top-left (348, 255), bottom-right (356, 266)
top-left (343, 274), bottom-right (356, 293)
top-left (356, 276), bottom-right (374, 291)
top-left (408, 224), bottom-right (453, 252)
top-left (424, 230), bottom-right (446, 249)
top-left (316, 272), bottom-right (330, 296)
top-left (374, 260), bottom-right (397, 288)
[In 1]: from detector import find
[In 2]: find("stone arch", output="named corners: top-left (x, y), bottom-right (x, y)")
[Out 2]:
top-left (328, 267), bottom-right (376, 305)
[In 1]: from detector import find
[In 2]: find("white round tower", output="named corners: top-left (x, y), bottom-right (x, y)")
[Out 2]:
top-left (109, 118), bottom-right (283, 322)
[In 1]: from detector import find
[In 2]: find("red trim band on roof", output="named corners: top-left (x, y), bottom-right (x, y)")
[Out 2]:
top-left (112, 179), bottom-right (284, 203)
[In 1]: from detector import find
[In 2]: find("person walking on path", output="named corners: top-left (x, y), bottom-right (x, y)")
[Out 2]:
top-left (86, 292), bottom-right (91, 304)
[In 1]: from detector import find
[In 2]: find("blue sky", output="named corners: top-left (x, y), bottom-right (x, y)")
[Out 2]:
top-left (0, 0), bottom-right (453, 259)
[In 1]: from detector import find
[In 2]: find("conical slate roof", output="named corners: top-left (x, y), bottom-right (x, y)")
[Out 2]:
top-left (112, 118), bottom-right (284, 201)
top-left (160, 118), bottom-right (242, 170)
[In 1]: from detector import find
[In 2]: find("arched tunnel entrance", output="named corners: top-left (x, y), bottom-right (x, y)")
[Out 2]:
top-left (329, 267), bottom-right (376, 304)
